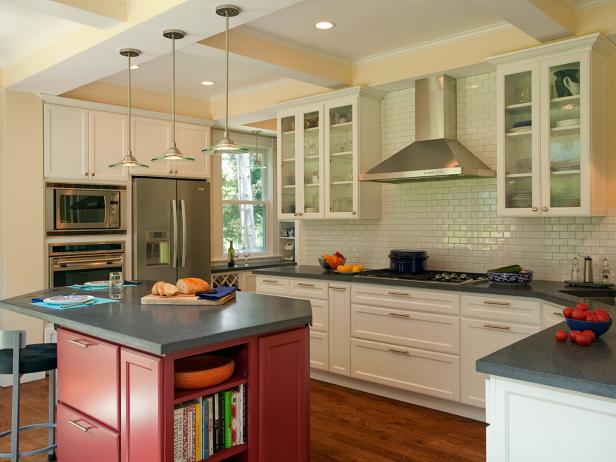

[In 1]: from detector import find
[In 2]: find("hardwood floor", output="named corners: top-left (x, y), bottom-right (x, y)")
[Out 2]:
top-left (0, 378), bottom-right (486, 461)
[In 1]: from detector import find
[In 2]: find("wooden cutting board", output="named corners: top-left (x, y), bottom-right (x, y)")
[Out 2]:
top-left (140, 292), bottom-right (236, 306)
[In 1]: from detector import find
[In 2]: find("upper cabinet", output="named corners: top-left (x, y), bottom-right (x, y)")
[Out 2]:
top-left (492, 33), bottom-right (614, 217)
top-left (277, 88), bottom-right (383, 220)
top-left (44, 102), bottom-right (211, 183)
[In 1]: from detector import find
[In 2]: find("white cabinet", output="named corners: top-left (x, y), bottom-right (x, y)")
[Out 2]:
top-left (309, 330), bottom-right (329, 371)
top-left (461, 294), bottom-right (541, 325)
top-left (174, 122), bottom-right (209, 178)
top-left (277, 87), bottom-right (383, 220)
top-left (44, 104), bottom-right (89, 180)
top-left (492, 34), bottom-right (614, 217)
top-left (88, 110), bottom-right (129, 181)
top-left (131, 116), bottom-right (172, 176)
top-left (542, 302), bottom-right (566, 328)
top-left (328, 283), bottom-right (350, 376)
top-left (256, 276), bottom-right (290, 296)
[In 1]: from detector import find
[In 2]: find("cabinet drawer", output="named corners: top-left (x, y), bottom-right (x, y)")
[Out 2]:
top-left (256, 276), bottom-right (290, 296)
top-left (290, 279), bottom-right (329, 300)
top-left (351, 304), bottom-right (460, 354)
top-left (57, 403), bottom-right (119, 462)
top-left (351, 284), bottom-right (460, 315)
top-left (310, 330), bottom-right (328, 371)
top-left (542, 302), bottom-right (566, 329)
top-left (351, 338), bottom-right (460, 401)
top-left (461, 294), bottom-right (540, 325)
top-left (57, 329), bottom-right (119, 430)
top-left (309, 299), bottom-right (328, 332)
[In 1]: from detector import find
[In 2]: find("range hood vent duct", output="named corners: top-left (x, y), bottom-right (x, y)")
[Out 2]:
top-left (359, 75), bottom-right (495, 183)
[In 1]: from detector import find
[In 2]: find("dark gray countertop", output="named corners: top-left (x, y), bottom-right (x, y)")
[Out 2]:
top-left (211, 259), bottom-right (296, 274)
top-left (0, 284), bottom-right (311, 356)
top-left (255, 265), bottom-right (616, 399)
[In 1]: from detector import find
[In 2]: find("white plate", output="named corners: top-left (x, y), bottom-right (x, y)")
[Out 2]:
top-left (43, 295), bottom-right (94, 305)
top-left (84, 280), bottom-right (109, 287)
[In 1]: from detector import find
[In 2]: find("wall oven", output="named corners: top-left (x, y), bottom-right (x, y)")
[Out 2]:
top-left (48, 242), bottom-right (125, 288)
top-left (46, 183), bottom-right (127, 235)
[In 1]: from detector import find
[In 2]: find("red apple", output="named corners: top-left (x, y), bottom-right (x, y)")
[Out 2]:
top-left (571, 309), bottom-right (587, 321)
top-left (563, 307), bottom-right (574, 319)
top-left (555, 330), bottom-right (568, 342)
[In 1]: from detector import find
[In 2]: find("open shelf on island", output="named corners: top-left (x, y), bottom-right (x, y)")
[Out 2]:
top-left (174, 374), bottom-right (248, 405)
top-left (199, 443), bottom-right (247, 462)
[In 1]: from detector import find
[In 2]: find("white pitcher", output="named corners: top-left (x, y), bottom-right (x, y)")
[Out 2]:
top-left (563, 76), bottom-right (580, 96)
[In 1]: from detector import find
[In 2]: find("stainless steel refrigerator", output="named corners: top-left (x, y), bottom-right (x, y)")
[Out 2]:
top-left (132, 177), bottom-right (211, 282)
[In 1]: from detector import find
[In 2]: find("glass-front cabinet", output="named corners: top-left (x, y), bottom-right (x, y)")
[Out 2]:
top-left (494, 35), bottom-right (611, 217)
top-left (277, 88), bottom-right (383, 220)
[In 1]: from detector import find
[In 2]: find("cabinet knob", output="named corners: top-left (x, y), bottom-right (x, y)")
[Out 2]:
top-left (542, 207), bottom-right (549, 212)
top-left (352, 210), bottom-right (357, 215)
top-left (531, 207), bottom-right (538, 212)
top-left (84, 172), bottom-right (89, 176)
top-left (91, 172), bottom-right (95, 177)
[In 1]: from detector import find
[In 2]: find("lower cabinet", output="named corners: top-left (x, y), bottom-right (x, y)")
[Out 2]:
top-left (461, 319), bottom-right (539, 407)
top-left (309, 329), bottom-right (329, 370)
top-left (328, 284), bottom-right (350, 375)
top-left (259, 328), bottom-right (309, 462)
top-left (57, 403), bottom-right (119, 462)
top-left (351, 338), bottom-right (460, 401)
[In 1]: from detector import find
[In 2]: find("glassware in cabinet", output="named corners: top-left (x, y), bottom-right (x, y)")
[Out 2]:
top-left (302, 110), bottom-right (321, 216)
top-left (279, 115), bottom-right (297, 216)
top-left (327, 104), bottom-right (355, 214)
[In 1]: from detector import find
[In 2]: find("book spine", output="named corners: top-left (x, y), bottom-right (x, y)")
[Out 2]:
top-left (202, 398), bottom-right (208, 460)
top-left (218, 393), bottom-right (225, 451)
top-left (195, 401), bottom-right (201, 462)
top-left (213, 393), bottom-right (220, 453)
top-left (241, 384), bottom-right (247, 444)
top-left (224, 390), bottom-right (232, 449)
top-left (188, 405), bottom-right (195, 462)
top-left (231, 390), bottom-right (238, 446)
top-left (208, 397), bottom-right (214, 456)
top-left (183, 406), bottom-right (189, 462)
top-left (173, 407), bottom-right (183, 462)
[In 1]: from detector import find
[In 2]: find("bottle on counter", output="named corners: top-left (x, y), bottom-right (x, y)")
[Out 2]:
top-left (228, 240), bottom-right (235, 267)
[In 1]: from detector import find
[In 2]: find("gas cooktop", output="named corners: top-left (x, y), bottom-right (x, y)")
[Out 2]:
top-left (358, 269), bottom-right (488, 285)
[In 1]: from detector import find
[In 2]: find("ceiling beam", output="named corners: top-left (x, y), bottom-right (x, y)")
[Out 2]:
top-left (2, 0), bottom-right (127, 29)
top-left (198, 29), bottom-right (352, 89)
top-left (472, 0), bottom-right (574, 41)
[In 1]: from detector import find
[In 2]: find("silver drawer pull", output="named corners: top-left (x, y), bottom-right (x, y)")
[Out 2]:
top-left (483, 300), bottom-right (511, 306)
top-left (388, 348), bottom-right (410, 356)
top-left (387, 291), bottom-right (410, 297)
top-left (330, 286), bottom-right (346, 291)
top-left (68, 419), bottom-right (95, 432)
top-left (483, 324), bottom-right (511, 331)
top-left (388, 312), bottom-right (410, 318)
top-left (67, 339), bottom-right (90, 348)
top-left (552, 311), bottom-right (564, 317)
top-left (297, 282), bottom-right (316, 288)
top-left (262, 279), bottom-right (279, 284)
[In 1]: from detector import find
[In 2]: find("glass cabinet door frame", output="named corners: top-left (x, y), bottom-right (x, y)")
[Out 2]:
top-left (539, 51), bottom-right (590, 216)
top-left (298, 104), bottom-right (325, 219)
top-left (276, 107), bottom-right (299, 219)
top-left (324, 96), bottom-right (359, 219)
top-left (496, 61), bottom-right (541, 217)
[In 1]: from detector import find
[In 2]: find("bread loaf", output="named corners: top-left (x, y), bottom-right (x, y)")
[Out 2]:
top-left (162, 282), bottom-right (179, 297)
top-left (152, 281), bottom-right (164, 295)
top-left (176, 277), bottom-right (210, 295)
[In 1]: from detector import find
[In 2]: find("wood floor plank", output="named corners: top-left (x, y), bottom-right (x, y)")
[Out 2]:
top-left (0, 377), bottom-right (486, 461)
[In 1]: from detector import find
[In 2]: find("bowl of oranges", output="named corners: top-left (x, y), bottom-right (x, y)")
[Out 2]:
top-left (319, 252), bottom-right (346, 271)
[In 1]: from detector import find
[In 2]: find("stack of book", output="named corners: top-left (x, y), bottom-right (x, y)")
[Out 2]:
top-left (174, 384), bottom-right (247, 462)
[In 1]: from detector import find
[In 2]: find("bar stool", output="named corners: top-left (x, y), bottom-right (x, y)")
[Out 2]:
top-left (0, 330), bottom-right (57, 462)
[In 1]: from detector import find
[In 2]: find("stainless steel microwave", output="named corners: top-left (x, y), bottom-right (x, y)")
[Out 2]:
top-left (46, 183), bottom-right (127, 235)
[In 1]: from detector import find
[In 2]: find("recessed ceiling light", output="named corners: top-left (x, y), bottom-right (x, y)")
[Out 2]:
top-left (130, 64), bottom-right (139, 70)
top-left (201, 80), bottom-right (215, 86)
top-left (315, 21), bottom-right (335, 30)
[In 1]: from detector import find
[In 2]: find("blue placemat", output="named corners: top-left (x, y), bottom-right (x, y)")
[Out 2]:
top-left (198, 286), bottom-right (237, 301)
top-left (30, 296), bottom-right (119, 310)
top-left (67, 281), bottom-right (142, 291)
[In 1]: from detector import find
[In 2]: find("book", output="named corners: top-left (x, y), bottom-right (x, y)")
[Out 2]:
top-left (224, 390), bottom-right (232, 449)
top-left (195, 401), bottom-right (201, 461)
top-left (208, 396), bottom-right (214, 456)
top-left (231, 389), bottom-right (238, 446)
top-left (213, 393), bottom-right (220, 453)
top-left (240, 384), bottom-right (247, 444)
top-left (173, 407), bottom-right (183, 462)
top-left (218, 392), bottom-right (225, 451)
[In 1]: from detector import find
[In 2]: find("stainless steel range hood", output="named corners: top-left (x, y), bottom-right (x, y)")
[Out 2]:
top-left (359, 75), bottom-right (495, 183)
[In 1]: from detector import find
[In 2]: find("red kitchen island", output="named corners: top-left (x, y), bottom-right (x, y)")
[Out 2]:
top-left (0, 286), bottom-right (312, 462)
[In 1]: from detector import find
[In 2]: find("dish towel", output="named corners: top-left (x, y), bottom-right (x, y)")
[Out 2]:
top-left (67, 281), bottom-right (142, 291)
top-left (30, 296), bottom-right (119, 310)
top-left (198, 286), bottom-right (237, 301)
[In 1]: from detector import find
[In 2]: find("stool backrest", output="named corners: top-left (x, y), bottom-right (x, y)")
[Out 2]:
top-left (0, 330), bottom-right (26, 350)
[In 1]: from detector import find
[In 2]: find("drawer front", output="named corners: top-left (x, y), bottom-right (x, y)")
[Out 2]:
top-left (256, 276), bottom-right (290, 296)
top-left (309, 330), bottom-right (329, 371)
top-left (309, 299), bottom-right (328, 332)
top-left (351, 338), bottom-right (460, 401)
top-left (290, 279), bottom-right (329, 300)
top-left (351, 284), bottom-right (460, 315)
top-left (58, 329), bottom-right (119, 430)
top-left (461, 294), bottom-right (541, 325)
top-left (542, 302), bottom-right (566, 329)
top-left (57, 403), bottom-right (119, 462)
top-left (351, 304), bottom-right (460, 354)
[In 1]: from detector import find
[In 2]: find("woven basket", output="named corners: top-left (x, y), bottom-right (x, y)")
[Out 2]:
top-left (174, 354), bottom-right (235, 390)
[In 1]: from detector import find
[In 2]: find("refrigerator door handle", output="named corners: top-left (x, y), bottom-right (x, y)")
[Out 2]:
top-left (180, 199), bottom-right (187, 268)
top-left (171, 199), bottom-right (178, 269)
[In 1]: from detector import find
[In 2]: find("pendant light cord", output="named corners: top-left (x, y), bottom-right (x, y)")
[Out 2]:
top-left (171, 35), bottom-right (177, 147)
top-left (127, 54), bottom-right (132, 157)
top-left (225, 12), bottom-right (230, 138)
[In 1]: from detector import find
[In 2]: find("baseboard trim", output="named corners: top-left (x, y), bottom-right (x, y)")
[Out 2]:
top-left (310, 369), bottom-right (486, 422)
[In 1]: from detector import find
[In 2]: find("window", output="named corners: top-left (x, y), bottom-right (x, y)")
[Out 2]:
top-left (211, 129), bottom-right (275, 259)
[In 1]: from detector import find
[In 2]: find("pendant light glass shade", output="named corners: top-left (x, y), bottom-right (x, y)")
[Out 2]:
top-left (203, 5), bottom-right (249, 156)
top-left (252, 130), bottom-right (266, 169)
top-left (152, 29), bottom-right (195, 162)
top-left (109, 48), bottom-right (149, 169)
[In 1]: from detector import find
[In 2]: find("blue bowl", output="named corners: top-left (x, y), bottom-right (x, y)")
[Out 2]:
top-left (566, 318), bottom-right (613, 337)
top-left (488, 270), bottom-right (533, 285)
top-left (318, 257), bottom-right (346, 271)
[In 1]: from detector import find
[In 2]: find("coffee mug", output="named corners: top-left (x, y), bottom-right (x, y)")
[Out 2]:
top-left (563, 76), bottom-right (580, 96)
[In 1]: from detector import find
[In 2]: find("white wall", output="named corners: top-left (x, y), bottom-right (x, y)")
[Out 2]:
top-left (300, 73), bottom-right (616, 281)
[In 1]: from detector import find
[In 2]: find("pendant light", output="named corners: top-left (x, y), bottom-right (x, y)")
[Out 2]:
top-left (152, 29), bottom-right (195, 162)
top-left (202, 4), bottom-right (249, 156)
top-left (252, 130), bottom-right (266, 169)
top-left (109, 48), bottom-right (149, 169)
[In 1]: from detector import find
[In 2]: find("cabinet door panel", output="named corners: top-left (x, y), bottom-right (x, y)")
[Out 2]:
top-left (461, 318), bottom-right (538, 407)
top-left (542, 302), bottom-right (566, 328)
top-left (290, 278), bottom-right (328, 300)
top-left (120, 348), bottom-right (162, 462)
top-left (44, 104), bottom-right (89, 180)
top-left (309, 329), bottom-right (328, 371)
top-left (89, 110), bottom-right (129, 181)
top-left (278, 111), bottom-right (299, 219)
top-left (351, 284), bottom-right (460, 315)
top-left (309, 298), bottom-right (328, 332)
top-left (174, 122), bottom-right (209, 178)
top-left (259, 328), bottom-right (309, 462)
top-left (131, 117), bottom-right (172, 176)
top-left (328, 284), bottom-right (350, 375)
top-left (256, 276), bottom-right (290, 296)
top-left (299, 105), bottom-right (324, 219)
top-left (461, 294), bottom-right (540, 325)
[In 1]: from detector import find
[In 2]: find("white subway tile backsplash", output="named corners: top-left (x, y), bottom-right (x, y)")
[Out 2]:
top-left (299, 72), bottom-right (615, 282)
